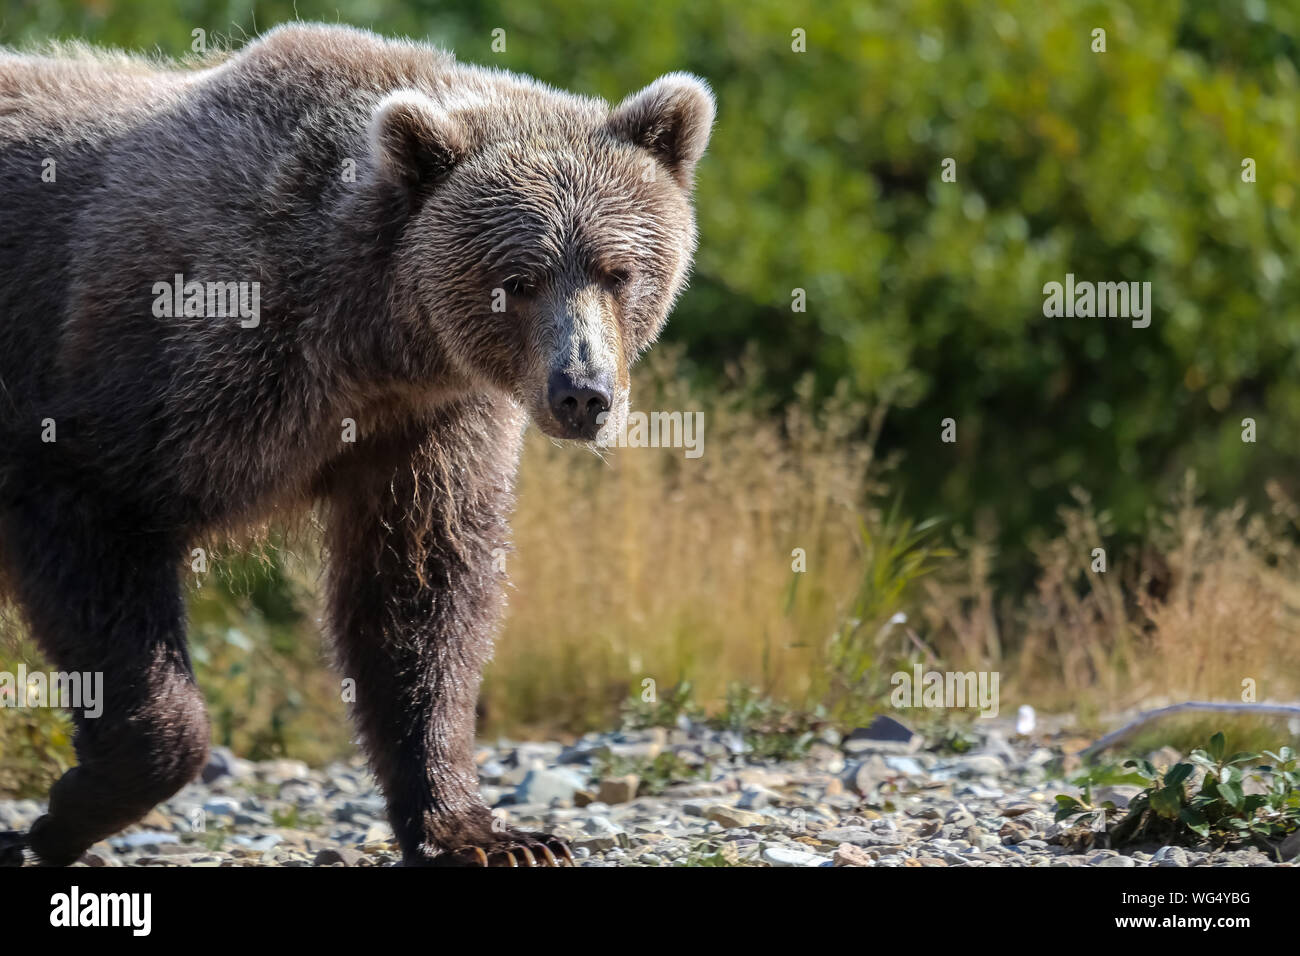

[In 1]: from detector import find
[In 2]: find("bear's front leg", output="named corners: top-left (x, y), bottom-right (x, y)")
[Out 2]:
top-left (324, 401), bottom-right (573, 867)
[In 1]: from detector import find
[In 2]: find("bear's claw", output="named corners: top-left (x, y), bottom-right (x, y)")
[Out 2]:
top-left (435, 833), bottom-right (575, 867)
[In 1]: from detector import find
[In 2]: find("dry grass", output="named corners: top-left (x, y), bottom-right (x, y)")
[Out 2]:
top-left (917, 475), bottom-right (1300, 726)
top-left (484, 350), bottom-right (887, 734)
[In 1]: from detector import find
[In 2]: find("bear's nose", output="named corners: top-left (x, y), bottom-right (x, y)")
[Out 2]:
top-left (547, 369), bottom-right (612, 439)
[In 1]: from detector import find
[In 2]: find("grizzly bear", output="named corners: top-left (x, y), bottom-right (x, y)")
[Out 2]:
top-left (0, 23), bottom-right (713, 866)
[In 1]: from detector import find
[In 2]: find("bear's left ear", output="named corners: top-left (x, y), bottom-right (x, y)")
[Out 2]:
top-left (607, 73), bottom-right (715, 189)
top-left (368, 90), bottom-right (469, 193)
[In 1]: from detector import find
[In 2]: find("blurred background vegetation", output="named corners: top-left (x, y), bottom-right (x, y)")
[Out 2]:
top-left (2, 0), bottom-right (1299, 790)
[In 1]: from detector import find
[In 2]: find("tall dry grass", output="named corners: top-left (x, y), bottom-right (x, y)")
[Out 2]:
top-left (485, 349), bottom-right (890, 734)
top-left (917, 474), bottom-right (1300, 725)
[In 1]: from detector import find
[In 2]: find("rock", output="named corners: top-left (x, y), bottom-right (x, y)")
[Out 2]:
top-left (833, 843), bottom-right (874, 866)
top-left (964, 827), bottom-right (1001, 851)
top-left (884, 756), bottom-right (925, 775)
top-left (763, 845), bottom-right (828, 867)
top-left (704, 805), bottom-right (767, 829)
top-left (818, 827), bottom-right (899, 847)
top-left (313, 847), bottom-right (365, 866)
top-left (140, 809), bottom-right (174, 831)
top-left (1152, 846), bottom-right (1189, 867)
top-left (514, 767), bottom-right (586, 806)
top-left (357, 821), bottom-right (390, 845)
top-left (202, 797), bottom-right (240, 818)
top-left (1025, 748), bottom-right (1057, 767)
top-left (597, 775), bottom-right (640, 805)
top-left (603, 740), bottom-right (665, 761)
top-left (717, 731), bottom-right (748, 756)
top-left (258, 758), bottom-right (311, 781)
top-left (841, 755), bottom-right (889, 795)
top-left (998, 820), bottom-right (1033, 845)
top-left (231, 833), bottom-right (282, 852)
top-left (335, 796), bottom-right (386, 822)
top-left (736, 785), bottom-right (784, 810)
top-left (557, 740), bottom-right (602, 765)
top-left (279, 780), bottom-right (323, 804)
top-left (114, 831), bottom-right (181, 849)
top-left (661, 781), bottom-right (734, 799)
top-left (958, 755), bottom-right (1006, 776)
top-left (583, 815), bottom-right (625, 838)
top-left (945, 806), bottom-right (976, 827)
top-left (201, 746), bottom-right (246, 784)
top-left (271, 828), bottom-right (315, 848)
top-left (842, 716), bottom-right (921, 755)
top-left (523, 741), bottom-right (567, 764)
top-left (574, 835), bottom-right (618, 852)
top-left (233, 811), bottom-right (275, 827)
top-left (6, 727), bottom-right (1288, 870)
top-left (808, 743), bottom-right (846, 774)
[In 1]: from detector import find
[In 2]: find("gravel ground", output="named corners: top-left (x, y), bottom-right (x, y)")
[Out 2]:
top-left (2, 718), bottom-right (1294, 867)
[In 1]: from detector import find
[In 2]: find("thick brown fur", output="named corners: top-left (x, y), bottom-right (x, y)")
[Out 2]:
top-left (0, 23), bottom-right (712, 866)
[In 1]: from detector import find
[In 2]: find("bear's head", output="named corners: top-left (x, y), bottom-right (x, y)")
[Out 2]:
top-left (369, 72), bottom-right (714, 441)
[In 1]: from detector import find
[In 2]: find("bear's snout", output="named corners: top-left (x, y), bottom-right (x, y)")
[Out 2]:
top-left (546, 369), bottom-right (613, 440)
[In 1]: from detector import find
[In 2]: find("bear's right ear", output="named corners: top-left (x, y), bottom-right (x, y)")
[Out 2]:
top-left (608, 73), bottom-right (716, 189)
top-left (368, 91), bottom-right (468, 192)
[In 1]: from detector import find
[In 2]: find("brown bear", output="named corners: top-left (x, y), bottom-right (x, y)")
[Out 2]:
top-left (0, 23), bottom-right (713, 866)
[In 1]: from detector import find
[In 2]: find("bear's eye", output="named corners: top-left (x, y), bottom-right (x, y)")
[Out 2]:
top-left (598, 267), bottom-right (634, 293)
top-left (501, 273), bottom-right (539, 298)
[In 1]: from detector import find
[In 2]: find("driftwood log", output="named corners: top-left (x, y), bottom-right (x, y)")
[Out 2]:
top-left (1081, 701), bottom-right (1300, 761)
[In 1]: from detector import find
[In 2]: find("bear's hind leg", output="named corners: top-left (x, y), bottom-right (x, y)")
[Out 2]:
top-left (0, 500), bottom-right (209, 866)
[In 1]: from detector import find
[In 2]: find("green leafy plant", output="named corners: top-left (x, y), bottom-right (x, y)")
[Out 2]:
top-left (591, 751), bottom-right (708, 796)
top-left (716, 684), bottom-right (823, 762)
top-left (820, 510), bottom-right (951, 726)
top-left (619, 680), bottom-right (703, 731)
top-left (1055, 733), bottom-right (1300, 852)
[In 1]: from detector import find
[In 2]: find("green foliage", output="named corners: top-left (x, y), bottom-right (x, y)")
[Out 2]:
top-left (0, 636), bottom-right (74, 797)
top-left (591, 750), bottom-right (708, 796)
top-left (185, 543), bottom-right (352, 765)
top-left (8, 0), bottom-right (1296, 575)
top-left (677, 838), bottom-right (755, 867)
top-left (619, 682), bottom-right (823, 762)
top-left (620, 680), bottom-right (704, 731)
top-left (716, 684), bottom-right (821, 762)
top-left (1057, 733), bottom-right (1300, 851)
top-left (820, 511), bottom-right (950, 724)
